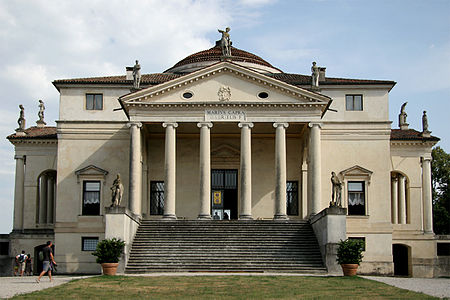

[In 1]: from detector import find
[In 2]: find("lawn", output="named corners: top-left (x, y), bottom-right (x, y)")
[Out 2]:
top-left (11, 275), bottom-right (436, 299)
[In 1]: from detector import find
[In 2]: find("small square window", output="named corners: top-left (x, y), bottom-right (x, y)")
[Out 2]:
top-left (82, 237), bottom-right (99, 251)
top-left (86, 94), bottom-right (103, 110)
top-left (348, 181), bottom-right (365, 215)
top-left (346, 95), bottom-right (363, 111)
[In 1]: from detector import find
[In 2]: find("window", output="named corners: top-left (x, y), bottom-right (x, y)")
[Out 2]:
top-left (82, 181), bottom-right (101, 215)
top-left (182, 91), bottom-right (193, 99)
top-left (258, 91), bottom-right (269, 99)
top-left (82, 237), bottom-right (99, 251)
top-left (286, 181), bottom-right (299, 216)
top-left (437, 243), bottom-right (450, 256)
top-left (348, 181), bottom-right (365, 215)
top-left (150, 181), bottom-right (164, 215)
top-left (346, 94), bottom-right (363, 111)
top-left (86, 94), bottom-right (103, 110)
top-left (0, 242), bottom-right (9, 255)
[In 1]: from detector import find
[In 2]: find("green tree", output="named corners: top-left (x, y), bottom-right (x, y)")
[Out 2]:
top-left (432, 146), bottom-right (450, 234)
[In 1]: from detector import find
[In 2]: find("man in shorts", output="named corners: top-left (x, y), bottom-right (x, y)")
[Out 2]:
top-left (36, 241), bottom-right (56, 283)
top-left (15, 251), bottom-right (27, 276)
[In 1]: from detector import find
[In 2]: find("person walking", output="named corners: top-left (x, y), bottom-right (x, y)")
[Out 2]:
top-left (36, 241), bottom-right (56, 283)
top-left (15, 251), bottom-right (27, 276)
top-left (25, 254), bottom-right (32, 276)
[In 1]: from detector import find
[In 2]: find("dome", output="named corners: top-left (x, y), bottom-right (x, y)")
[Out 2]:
top-left (164, 42), bottom-right (283, 74)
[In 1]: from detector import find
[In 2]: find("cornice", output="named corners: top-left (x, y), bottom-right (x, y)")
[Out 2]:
top-left (9, 140), bottom-right (57, 146)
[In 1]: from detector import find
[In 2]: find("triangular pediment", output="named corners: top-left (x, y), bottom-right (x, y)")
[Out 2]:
top-left (120, 62), bottom-right (330, 107)
top-left (211, 144), bottom-right (240, 164)
top-left (340, 165), bottom-right (373, 178)
top-left (75, 165), bottom-right (108, 176)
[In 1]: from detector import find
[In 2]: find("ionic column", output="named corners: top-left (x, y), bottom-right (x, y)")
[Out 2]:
top-left (398, 175), bottom-right (406, 224)
top-left (13, 155), bottom-right (25, 229)
top-left (47, 175), bottom-right (55, 224)
top-left (128, 122), bottom-right (142, 215)
top-left (422, 157), bottom-right (433, 233)
top-left (39, 174), bottom-right (48, 224)
top-left (239, 122), bottom-right (253, 220)
top-left (163, 122), bottom-right (178, 220)
top-left (273, 122), bottom-right (289, 220)
top-left (197, 122), bottom-right (213, 220)
top-left (308, 123), bottom-right (322, 215)
top-left (391, 176), bottom-right (398, 224)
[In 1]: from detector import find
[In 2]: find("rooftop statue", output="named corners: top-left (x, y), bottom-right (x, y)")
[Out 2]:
top-left (16, 105), bottom-right (26, 132)
top-left (132, 60), bottom-right (141, 89)
top-left (110, 174), bottom-right (124, 207)
top-left (330, 171), bottom-right (342, 207)
top-left (311, 62), bottom-right (320, 87)
top-left (36, 100), bottom-right (46, 127)
top-left (399, 102), bottom-right (409, 130)
top-left (218, 27), bottom-right (232, 57)
top-left (422, 110), bottom-right (431, 137)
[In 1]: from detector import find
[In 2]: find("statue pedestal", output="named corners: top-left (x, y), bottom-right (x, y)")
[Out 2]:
top-left (36, 120), bottom-right (46, 128)
top-left (310, 206), bottom-right (347, 275)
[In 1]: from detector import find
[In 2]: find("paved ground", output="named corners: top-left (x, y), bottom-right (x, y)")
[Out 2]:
top-left (0, 274), bottom-right (449, 299)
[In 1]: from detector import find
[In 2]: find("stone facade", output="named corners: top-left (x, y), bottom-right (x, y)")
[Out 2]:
top-left (6, 41), bottom-right (447, 277)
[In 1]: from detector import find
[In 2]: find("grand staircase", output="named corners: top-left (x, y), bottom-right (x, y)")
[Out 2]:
top-left (125, 220), bottom-right (326, 273)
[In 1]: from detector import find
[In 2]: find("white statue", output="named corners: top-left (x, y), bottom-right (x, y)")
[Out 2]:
top-left (110, 174), bottom-right (124, 207)
top-left (36, 100), bottom-right (46, 126)
top-left (331, 172), bottom-right (342, 207)
top-left (399, 102), bottom-right (408, 129)
top-left (132, 60), bottom-right (141, 89)
top-left (218, 27), bottom-right (231, 56)
top-left (311, 62), bottom-right (320, 87)
top-left (16, 105), bottom-right (25, 131)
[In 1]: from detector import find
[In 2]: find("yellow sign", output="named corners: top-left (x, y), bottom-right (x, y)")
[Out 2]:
top-left (213, 191), bottom-right (222, 205)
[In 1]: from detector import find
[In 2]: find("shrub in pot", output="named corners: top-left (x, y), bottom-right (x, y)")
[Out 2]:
top-left (92, 238), bottom-right (125, 275)
top-left (336, 239), bottom-right (364, 276)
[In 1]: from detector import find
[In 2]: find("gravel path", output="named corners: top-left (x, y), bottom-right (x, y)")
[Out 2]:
top-left (362, 276), bottom-right (450, 299)
top-left (0, 276), bottom-right (90, 299)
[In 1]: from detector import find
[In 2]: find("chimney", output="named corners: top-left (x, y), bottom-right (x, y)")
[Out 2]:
top-left (126, 66), bottom-right (133, 80)
top-left (319, 67), bottom-right (326, 82)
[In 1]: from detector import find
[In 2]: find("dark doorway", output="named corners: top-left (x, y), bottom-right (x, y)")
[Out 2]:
top-left (393, 244), bottom-right (409, 276)
top-left (34, 244), bottom-right (55, 275)
top-left (211, 169), bottom-right (238, 220)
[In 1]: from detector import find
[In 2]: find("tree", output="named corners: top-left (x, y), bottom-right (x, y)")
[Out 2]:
top-left (432, 146), bottom-right (450, 234)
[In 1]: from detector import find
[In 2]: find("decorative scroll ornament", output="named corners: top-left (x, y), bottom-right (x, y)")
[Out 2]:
top-left (218, 86), bottom-right (231, 101)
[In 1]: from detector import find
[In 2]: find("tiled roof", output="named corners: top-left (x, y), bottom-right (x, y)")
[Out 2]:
top-left (270, 73), bottom-right (395, 86)
top-left (391, 129), bottom-right (439, 141)
top-left (165, 45), bottom-right (278, 72)
top-left (7, 126), bottom-right (57, 140)
top-left (53, 73), bottom-right (183, 85)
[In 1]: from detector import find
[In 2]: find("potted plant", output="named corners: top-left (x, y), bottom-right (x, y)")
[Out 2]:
top-left (92, 238), bottom-right (125, 275)
top-left (336, 239), bottom-right (364, 276)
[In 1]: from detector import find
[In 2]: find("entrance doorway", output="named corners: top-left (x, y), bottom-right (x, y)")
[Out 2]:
top-left (211, 169), bottom-right (238, 220)
top-left (393, 244), bottom-right (410, 276)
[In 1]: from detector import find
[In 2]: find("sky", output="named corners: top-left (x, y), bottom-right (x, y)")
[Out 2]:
top-left (0, 0), bottom-right (449, 233)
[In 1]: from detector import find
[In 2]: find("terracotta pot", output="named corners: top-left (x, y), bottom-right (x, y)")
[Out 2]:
top-left (101, 263), bottom-right (119, 275)
top-left (341, 264), bottom-right (359, 276)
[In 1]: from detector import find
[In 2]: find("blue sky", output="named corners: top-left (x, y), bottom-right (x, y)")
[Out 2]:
top-left (0, 0), bottom-right (449, 233)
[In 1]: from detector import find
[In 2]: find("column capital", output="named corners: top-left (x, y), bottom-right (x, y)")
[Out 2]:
top-left (162, 122), bottom-right (178, 128)
top-left (421, 156), bottom-right (432, 162)
top-left (14, 155), bottom-right (25, 160)
top-left (197, 122), bottom-right (213, 129)
top-left (308, 122), bottom-right (322, 129)
top-left (238, 122), bottom-right (254, 129)
top-left (391, 175), bottom-right (398, 182)
top-left (273, 122), bottom-right (289, 129)
top-left (127, 122), bottom-right (142, 128)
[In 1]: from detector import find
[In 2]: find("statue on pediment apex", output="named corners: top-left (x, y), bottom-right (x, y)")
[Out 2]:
top-left (36, 100), bottom-right (46, 127)
top-left (218, 27), bottom-right (232, 56)
top-left (399, 102), bottom-right (409, 130)
top-left (311, 62), bottom-right (320, 87)
top-left (132, 60), bottom-right (141, 90)
top-left (16, 105), bottom-right (25, 132)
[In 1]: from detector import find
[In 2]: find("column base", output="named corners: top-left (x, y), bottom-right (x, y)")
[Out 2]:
top-left (197, 214), bottom-right (212, 220)
top-left (274, 214), bottom-right (289, 220)
top-left (239, 215), bottom-right (253, 220)
top-left (162, 214), bottom-right (177, 220)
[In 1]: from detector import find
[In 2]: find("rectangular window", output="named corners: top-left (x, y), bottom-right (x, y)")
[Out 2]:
top-left (150, 181), bottom-right (164, 215)
top-left (82, 181), bottom-right (101, 215)
top-left (86, 94), bottom-right (103, 110)
top-left (286, 181), bottom-right (299, 216)
top-left (437, 243), bottom-right (450, 256)
top-left (348, 237), bottom-right (366, 251)
top-left (346, 94), bottom-right (363, 111)
top-left (82, 237), bottom-right (99, 251)
top-left (348, 181), bottom-right (365, 215)
top-left (0, 242), bottom-right (9, 255)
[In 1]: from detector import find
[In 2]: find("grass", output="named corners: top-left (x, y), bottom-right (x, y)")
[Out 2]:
top-left (11, 275), bottom-right (437, 299)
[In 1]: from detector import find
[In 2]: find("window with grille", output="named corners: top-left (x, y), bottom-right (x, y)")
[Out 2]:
top-left (86, 94), bottom-right (103, 110)
top-left (287, 181), bottom-right (299, 216)
top-left (150, 181), bottom-right (164, 215)
top-left (82, 181), bottom-right (100, 215)
top-left (346, 94), bottom-right (363, 111)
top-left (82, 237), bottom-right (99, 251)
top-left (348, 181), bottom-right (365, 215)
